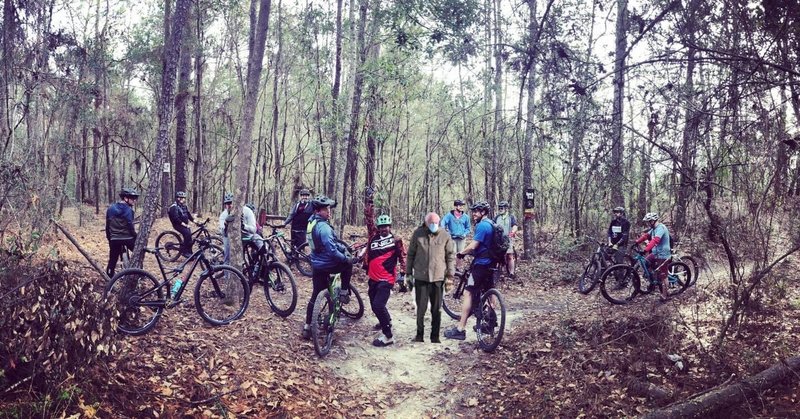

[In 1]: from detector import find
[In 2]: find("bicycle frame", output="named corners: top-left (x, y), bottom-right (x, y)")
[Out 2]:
top-left (139, 242), bottom-right (218, 308)
top-left (631, 252), bottom-right (678, 289)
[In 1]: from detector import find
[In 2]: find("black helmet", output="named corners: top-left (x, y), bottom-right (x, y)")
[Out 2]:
top-left (299, 188), bottom-right (311, 196)
top-left (120, 187), bottom-right (139, 199)
top-left (223, 193), bottom-right (233, 204)
top-left (498, 200), bottom-right (509, 208)
top-left (311, 195), bottom-right (337, 209)
top-left (176, 191), bottom-right (187, 198)
top-left (470, 201), bottom-right (490, 212)
top-left (454, 199), bottom-right (465, 206)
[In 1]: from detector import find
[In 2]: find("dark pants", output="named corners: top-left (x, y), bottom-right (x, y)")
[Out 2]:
top-left (107, 238), bottom-right (135, 277)
top-left (305, 261), bottom-right (353, 325)
top-left (415, 280), bottom-right (443, 341)
top-left (368, 280), bottom-right (392, 338)
top-left (176, 225), bottom-right (192, 254)
top-left (291, 230), bottom-right (306, 249)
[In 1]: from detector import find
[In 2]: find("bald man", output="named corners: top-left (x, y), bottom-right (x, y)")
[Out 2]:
top-left (406, 212), bottom-right (456, 343)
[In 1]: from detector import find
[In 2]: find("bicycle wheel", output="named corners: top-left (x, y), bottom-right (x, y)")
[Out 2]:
top-left (294, 243), bottom-right (313, 277)
top-left (263, 261), bottom-right (298, 317)
top-left (340, 284), bottom-right (364, 320)
top-left (194, 265), bottom-right (251, 326)
top-left (105, 269), bottom-right (166, 335)
top-left (311, 289), bottom-right (335, 357)
top-left (679, 255), bottom-right (700, 286)
top-left (664, 261), bottom-right (691, 297)
top-left (241, 241), bottom-right (260, 281)
top-left (442, 274), bottom-right (466, 320)
top-left (209, 234), bottom-right (224, 248)
top-left (578, 258), bottom-right (601, 294)
top-left (155, 231), bottom-right (182, 262)
top-left (599, 264), bottom-right (639, 305)
top-left (205, 244), bottom-right (225, 265)
top-left (476, 288), bottom-right (506, 353)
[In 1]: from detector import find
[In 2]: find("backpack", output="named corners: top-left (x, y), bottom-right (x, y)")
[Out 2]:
top-left (486, 220), bottom-right (511, 264)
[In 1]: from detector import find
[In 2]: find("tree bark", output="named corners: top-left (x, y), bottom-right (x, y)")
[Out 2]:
top-left (326, 0), bottom-right (344, 199)
top-left (644, 356), bottom-right (800, 419)
top-left (609, 0), bottom-right (627, 208)
top-left (175, 7), bottom-right (193, 194)
top-left (270, 0), bottom-right (283, 212)
top-left (131, 0), bottom-right (192, 268)
top-left (0, 0), bottom-right (13, 155)
top-left (521, 0), bottom-right (539, 260)
top-left (192, 0), bottom-right (204, 211)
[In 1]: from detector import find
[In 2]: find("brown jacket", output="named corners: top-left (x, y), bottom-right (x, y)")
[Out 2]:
top-left (405, 224), bottom-right (455, 283)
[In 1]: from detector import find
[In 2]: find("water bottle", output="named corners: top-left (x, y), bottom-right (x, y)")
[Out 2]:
top-left (171, 276), bottom-right (185, 298)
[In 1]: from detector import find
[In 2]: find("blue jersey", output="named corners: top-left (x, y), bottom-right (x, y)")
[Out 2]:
top-left (649, 223), bottom-right (671, 259)
top-left (472, 218), bottom-right (494, 266)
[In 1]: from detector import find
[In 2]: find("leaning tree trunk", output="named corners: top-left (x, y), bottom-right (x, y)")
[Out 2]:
top-left (131, 0), bottom-right (192, 268)
top-left (228, 0), bottom-right (272, 268)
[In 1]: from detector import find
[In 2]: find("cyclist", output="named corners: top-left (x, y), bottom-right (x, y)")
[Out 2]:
top-left (633, 212), bottom-right (671, 301)
top-left (218, 193), bottom-right (235, 264)
top-left (607, 206), bottom-right (630, 263)
top-left (168, 191), bottom-right (196, 258)
top-left (494, 201), bottom-right (518, 278)
top-left (105, 187), bottom-right (139, 277)
top-left (441, 199), bottom-right (470, 253)
top-left (302, 195), bottom-right (360, 339)
top-left (242, 202), bottom-right (266, 255)
top-left (282, 188), bottom-right (313, 249)
top-left (445, 201), bottom-right (495, 341)
top-left (364, 214), bottom-right (406, 347)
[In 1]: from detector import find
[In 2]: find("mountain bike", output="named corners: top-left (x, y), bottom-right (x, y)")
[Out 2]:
top-left (441, 257), bottom-right (507, 353)
top-left (599, 247), bottom-right (692, 305)
top-left (577, 237), bottom-right (634, 294)
top-left (241, 237), bottom-right (299, 318)
top-left (105, 238), bottom-right (250, 335)
top-left (155, 218), bottom-right (224, 262)
top-left (310, 238), bottom-right (366, 357)
top-left (263, 224), bottom-right (313, 277)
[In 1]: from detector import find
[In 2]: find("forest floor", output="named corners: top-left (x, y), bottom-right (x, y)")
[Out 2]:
top-left (6, 206), bottom-right (800, 418)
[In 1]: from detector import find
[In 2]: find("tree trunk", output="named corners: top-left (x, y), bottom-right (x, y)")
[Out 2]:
top-left (609, 0), bottom-right (627, 207)
top-left (0, 0), bottom-right (13, 155)
top-left (228, 0), bottom-right (272, 268)
top-left (192, 0), bottom-right (204, 211)
top-left (675, 12), bottom-right (699, 231)
top-left (644, 356), bottom-right (800, 419)
top-left (175, 9), bottom-right (193, 194)
top-left (270, 0), bottom-right (283, 212)
top-left (131, 0), bottom-right (192, 268)
top-left (326, 0), bottom-right (344, 199)
top-left (490, 0), bottom-right (503, 205)
top-left (521, 0), bottom-right (540, 260)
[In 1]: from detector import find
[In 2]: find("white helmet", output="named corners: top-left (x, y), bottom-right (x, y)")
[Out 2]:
top-left (642, 212), bottom-right (659, 222)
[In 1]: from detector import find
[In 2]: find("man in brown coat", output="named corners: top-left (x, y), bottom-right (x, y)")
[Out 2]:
top-left (406, 212), bottom-right (455, 343)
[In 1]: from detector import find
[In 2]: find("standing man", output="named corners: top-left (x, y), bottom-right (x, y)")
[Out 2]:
top-left (634, 212), bottom-right (671, 301)
top-left (168, 191), bottom-right (196, 258)
top-left (441, 199), bottom-right (471, 254)
top-left (494, 201), bottom-right (518, 278)
top-left (282, 188), bottom-right (313, 249)
top-left (106, 187), bottom-right (139, 277)
top-left (302, 195), bottom-right (360, 339)
top-left (406, 212), bottom-right (455, 343)
top-left (364, 214), bottom-right (406, 347)
top-left (607, 206), bottom-right (630, 263)
top-left (445, 202), bottom-right (495, 341)
top-left (218, 193), bottom-right (235, 265)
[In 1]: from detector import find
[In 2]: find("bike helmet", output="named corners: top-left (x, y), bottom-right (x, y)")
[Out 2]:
top-left (454, 199), bottom-right (465, 206)
top-left (223, 193), bottom-right (234, 204)
top-left (470, 201), bottom-right (490, 212)
top-left (612, 206), bottom-right (625, 214)
top-left (311, 195), bottom-right (337, 209)
top-left (498, 200), bottom-right (509, 208)
top-left (376, 214), bottom-right (392, 226)
top-left (176, 191), bottom-right (187, 198)
top-left (642, 212), bottom-right (659, 222)
top-left (120, 187), bottom-right (140, 199)
top-left (299, 188), bottom-right (311, 196)
top-left (245, 203), bottom-right (256, 212)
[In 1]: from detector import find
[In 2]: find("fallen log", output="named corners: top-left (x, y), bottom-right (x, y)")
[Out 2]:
top-left (643, 356), bottom-right (800, 419)
top-left (51, 218), bottom-right (111, 283)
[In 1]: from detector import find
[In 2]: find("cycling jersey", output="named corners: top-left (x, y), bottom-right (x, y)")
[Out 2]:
top-left (472, 218), bottom-right (494, 266)
top-left (168, 202), bottom-right (194, 228)
top-left (364, 232), bottom-right (406, 284)
top-left (307, 214), bottom-right (348, 270)
top-left (106, 202), bottom-right (136, 241)
top-left (636, 223), bottom-right (671, 259)
top-left (608, 217), bottom-right (630, 246)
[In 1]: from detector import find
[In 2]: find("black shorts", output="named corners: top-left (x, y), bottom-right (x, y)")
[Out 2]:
top-left (465, 263), bottom-right (494, 295)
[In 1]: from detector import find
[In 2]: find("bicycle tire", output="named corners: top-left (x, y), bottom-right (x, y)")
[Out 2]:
top-left (678, 255), bottom-right (700, 286)
top-left (442, 273), bottom-right (467, 320)
top-left (105, 269), bottom-right (166, 335)
top-left (578, 258), bottom-right (601, 294)
top-left (194, 265), bottom-right (250, 326)
top-left (476, 288), bottom-right (506, 353)
top-left (263, 261), bottom-right (298, 317)
top-left (155, 231), bottom-right (182, 262)
top-left (242, 241), bottom-right (260, 281)
top-left (340, 284), bottom-right (364, 320)
top-left (599, 264), bottom-right (639, 305)
top-left (205, 243), bottom-right (225, 265)
top-left (312, 289), bottom-right (335, 357)
top-left (664, 261), bottom-right (691, 297)
top-left (294, 242), bottom-right (313, 277)
top-left (209, 234), bottom-right (224, 248)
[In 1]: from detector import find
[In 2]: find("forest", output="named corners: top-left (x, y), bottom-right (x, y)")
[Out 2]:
top-left (1, 0), bottom-right (800, 417)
